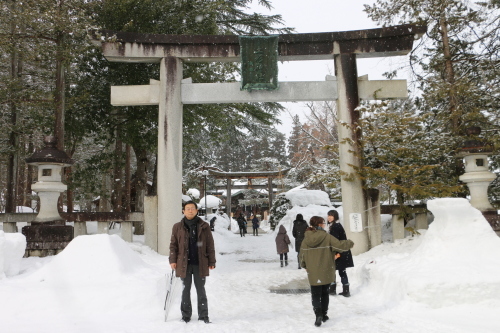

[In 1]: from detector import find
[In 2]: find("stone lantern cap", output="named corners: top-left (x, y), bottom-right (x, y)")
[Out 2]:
top-left (456, 126), bottom-right (494, 157)
top-left (25, 136), bottom-right (74, 166)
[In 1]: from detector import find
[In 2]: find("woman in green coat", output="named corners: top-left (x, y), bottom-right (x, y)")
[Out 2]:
top-left (299, 216), bottom-right (354, 327)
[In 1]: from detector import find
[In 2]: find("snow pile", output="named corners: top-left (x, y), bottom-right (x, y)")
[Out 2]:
top-left (285, 189), bottom-right (331, 207)
top-left (354, 198), bottom-right (500, 307)
top-left (277, 204), bottom-right (340, 235)
top-left (208, 213), bottom-right (231, 234)
top-left (186, 188), bottom-right (200, 199)
top-left (0, 231), bottom-right (26, 278)
top-left (26, 234), bottom-right (156, 285)
top-left (199, 195), bottom-right (222, 208)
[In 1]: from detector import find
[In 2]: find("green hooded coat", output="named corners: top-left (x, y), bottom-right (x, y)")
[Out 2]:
top-left (299, 229), bottom-right (354, 286)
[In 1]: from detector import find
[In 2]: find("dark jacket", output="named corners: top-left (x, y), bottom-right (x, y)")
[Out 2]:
top-left (275, 225), bottom-right (291, 254)
top-left (329, 222), bottom-right (354, 270)
top-left (169, 216), bottom-right (216, 278)
top-left (292, 218), bottom-right (308, 253)
top-left (237, 216), bottom-right (246, 229)
top-left (252, 217), bottom-right (259, 229)
top-left (299, 229), bottom-right (353, 286)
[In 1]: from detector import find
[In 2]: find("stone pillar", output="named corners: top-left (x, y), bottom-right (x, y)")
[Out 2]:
top-left (415, 213), bottom-right (428, 230)
top-left (144, 195), bottom-right (158, 251)
top-left (392, 214), bottom-right (405, 241)
top-left (73, 222), bottom-right (87, 237)
top-left (157, 57), bottom-right (183, 256)
top-left (366, 189), bottom-right (381, 248)
top-left (121, 221), bottom-right (133, 242)
top-left (335, 53), bottom-right (369, 255)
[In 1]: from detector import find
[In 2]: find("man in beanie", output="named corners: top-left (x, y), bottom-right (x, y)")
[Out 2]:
top-left (169, 201), bottom-right (216, 323)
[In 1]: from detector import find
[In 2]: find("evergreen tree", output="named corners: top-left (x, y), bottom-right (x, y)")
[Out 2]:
top-left (364, 0), bottom-right (500, 203)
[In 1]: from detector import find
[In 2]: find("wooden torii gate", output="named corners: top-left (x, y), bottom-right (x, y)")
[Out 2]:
top-left (98, 24), bottom-right (426, 255)
top-left (209, 169), bottom-right (290, 215)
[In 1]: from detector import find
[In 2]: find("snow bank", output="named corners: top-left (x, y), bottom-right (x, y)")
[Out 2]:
top-left (0, 231), bottom-right (26, 278)
top-left (285, 189), bottom-right (331, 207)
top-left (26, 234), bottom-right (153, 285)
top-left (354, 198), bottom-right (500, 307)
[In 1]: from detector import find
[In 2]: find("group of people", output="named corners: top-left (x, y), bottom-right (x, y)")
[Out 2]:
top-left (275, 210), bottom-right (355, 327)
top-left (168, 201), bottom-right (354, 327)
top-left (237, 213), bottom-right (260, 237)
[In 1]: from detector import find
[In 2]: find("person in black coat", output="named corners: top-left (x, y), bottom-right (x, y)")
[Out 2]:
top-left (237, 213), bottom-right (246, 237)
top-left (327, 209), bottom-right (354, 297)
top-left (292, 214), bottom-right (308, 269)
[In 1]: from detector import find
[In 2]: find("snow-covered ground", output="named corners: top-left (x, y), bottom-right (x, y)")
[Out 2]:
top-left (1, 198), bottom-right (500, 332)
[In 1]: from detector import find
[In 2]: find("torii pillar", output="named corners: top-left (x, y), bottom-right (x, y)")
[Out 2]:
top-left (97, 24), bottom-right (426, 255)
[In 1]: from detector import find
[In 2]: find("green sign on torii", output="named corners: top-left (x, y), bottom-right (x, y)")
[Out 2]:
top-left (239, 36), bottom-right (279, 91)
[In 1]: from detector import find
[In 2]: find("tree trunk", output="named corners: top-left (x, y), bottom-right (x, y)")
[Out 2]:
top-left (439, 13), bottom-right (459, 134)
top-left (124, 144), bottom-right (131, 212)
top-left (6, 0), bottom-right (21, 213)
top-left (113, 138), bottom-right (123, 212)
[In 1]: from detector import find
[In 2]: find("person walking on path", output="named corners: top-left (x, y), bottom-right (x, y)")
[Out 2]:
top-left (275, 224), bottom-right (291, 267)
top-left (251, 215), bottom-right (260, 236)
top-left (299, 216), bottom-right (354, 327)
top-left (237, 213), bottom-right (246, 237)
top-left (169, 201), bottom-right (216, 324)
top-left (292, 214), bottom-right (308, 269)
top-left (327, 210), bottom-right (354, 297)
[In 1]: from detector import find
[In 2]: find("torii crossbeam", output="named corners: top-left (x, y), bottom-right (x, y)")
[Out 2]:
top-left (97, 24), bottom-right (426, 255)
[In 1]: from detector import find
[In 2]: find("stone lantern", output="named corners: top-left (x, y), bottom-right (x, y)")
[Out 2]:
top-left (457, 127), bottom-right (499, 235)
top-left (22, 136), bottom-right (75, 257)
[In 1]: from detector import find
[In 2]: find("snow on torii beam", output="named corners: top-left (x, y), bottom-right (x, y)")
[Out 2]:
top-left (98, 24), bottom-right (426, 256)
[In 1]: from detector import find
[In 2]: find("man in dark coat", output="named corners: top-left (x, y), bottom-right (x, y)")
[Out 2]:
top-left (237, 213), bottom-right (246, 237)
top-left (327, 209), bottom-right (354, 297)
top-left (292, 214), bottom-right (308, 269)
top-left (169, 201), bottom-right (216, 324)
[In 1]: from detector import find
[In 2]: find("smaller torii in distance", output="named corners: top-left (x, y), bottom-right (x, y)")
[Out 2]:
top-left (209, 169), bottom-right (290, 217)
top-left (97, 24), bottom-right (426, 255)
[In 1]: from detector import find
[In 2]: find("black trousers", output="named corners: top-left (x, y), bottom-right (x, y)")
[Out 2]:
top-left (310, 284), bottom-right (330, 314)
top-left (181, 264), bottom-right (208, 318)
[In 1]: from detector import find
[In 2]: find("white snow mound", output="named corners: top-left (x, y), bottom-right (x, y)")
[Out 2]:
top-left (0, 231), bottom-right (26, 278)
top-left (26, 234), bottom-right (152, 285)
top-left (356, 198), bottom-right (500, 308)
top-left (285, 189), bottom-right (331, 207)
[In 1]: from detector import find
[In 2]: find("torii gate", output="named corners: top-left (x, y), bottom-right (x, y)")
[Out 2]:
top-left (98, 24), bottom-right (426, 255)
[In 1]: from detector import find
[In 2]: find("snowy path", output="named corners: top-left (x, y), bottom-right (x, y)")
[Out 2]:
top-left (1, 227), bottom-right (499, 332)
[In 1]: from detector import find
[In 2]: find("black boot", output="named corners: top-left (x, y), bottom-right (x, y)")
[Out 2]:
top-left (339, 284), bottom-right (350, 297)
top-left (329, 283), bottom-right (336, 295)
top-left (285, 260), bottom-right (288, 266)
top-left (313, 308), bottom-right (323, 327)
top-left (322, 311), bottom-right (329, 322)
top-left (280, 260), bottom-right (284, 267)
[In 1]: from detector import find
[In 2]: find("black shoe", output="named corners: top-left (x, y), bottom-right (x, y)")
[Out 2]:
top-left (182, 316), bottom-right (191, 323)
top-left (198, 316), bottom-right (211, 324)
top-left (322, 314), bottom-right (329, 322)
top-left (339, 285), bottom-right (351, 297)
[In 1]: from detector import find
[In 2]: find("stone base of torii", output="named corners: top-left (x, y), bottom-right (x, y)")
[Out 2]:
top-left (95, 24), bottom-right (426, 256)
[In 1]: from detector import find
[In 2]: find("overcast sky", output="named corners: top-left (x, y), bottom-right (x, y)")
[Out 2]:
top-left (247, 0), bottom-right (410, 135)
